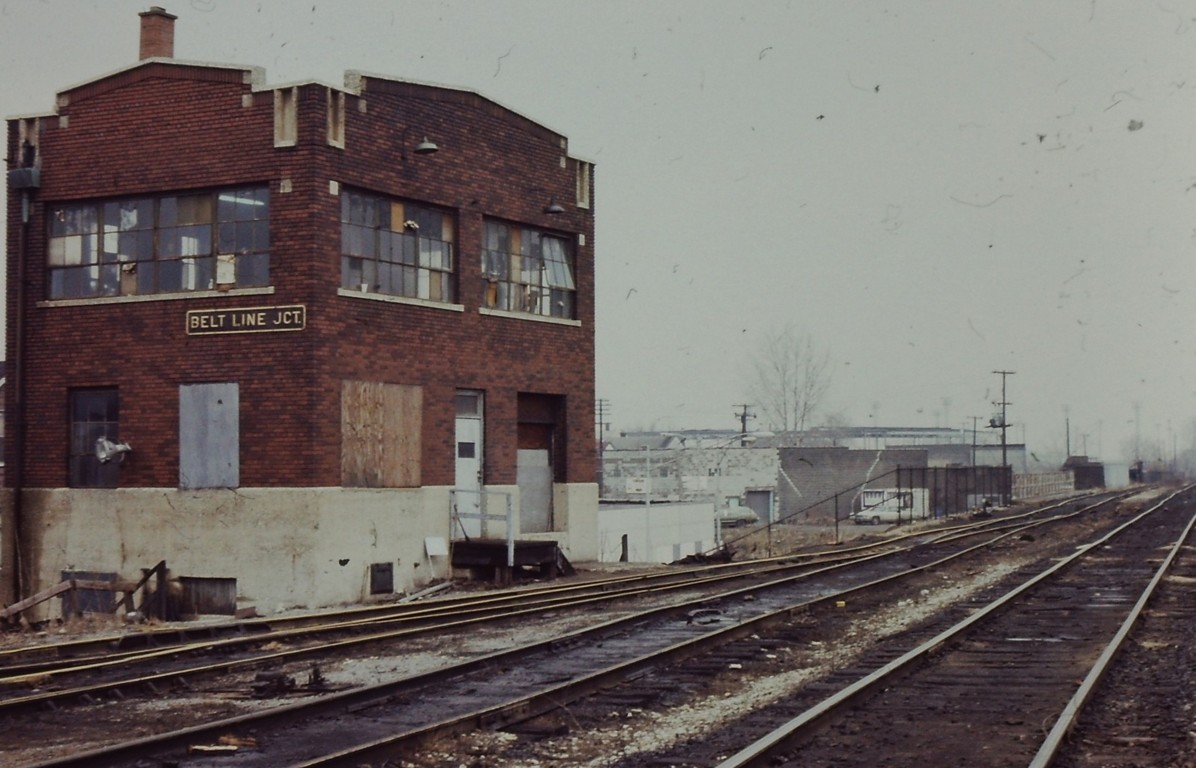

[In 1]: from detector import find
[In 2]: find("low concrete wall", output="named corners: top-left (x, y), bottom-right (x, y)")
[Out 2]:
top-left (554, 482), bottom-right (600, 561)
top-left (16, 487), bottom-right (452, 620)
top-left (596, 502), bottom-right (716, 564)
top-left (0, 489), bottom-right (15, 608)
top-left (3, 482), bottom-right (601, 622)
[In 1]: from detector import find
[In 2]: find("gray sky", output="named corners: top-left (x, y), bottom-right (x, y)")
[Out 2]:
top-left (3, 1), bottom-right (1194, 464)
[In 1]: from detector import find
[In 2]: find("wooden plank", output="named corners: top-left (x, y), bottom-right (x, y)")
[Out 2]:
top-left (341, 379), bottom-right (361, 486)
top-left (72, 580), bottom-right (140, 592)
top-left (341, 380), bottom-right (382, 487)
top-left (342, 380), bottom-right (421, 488)
top-left (0, 581), bottom-right (74, 619)
top-left (382, 383), bottom-right (421, 487)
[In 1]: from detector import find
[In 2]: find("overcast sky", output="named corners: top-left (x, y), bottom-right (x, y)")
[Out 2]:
top-left (3, 1), bottom-right (1194, 464)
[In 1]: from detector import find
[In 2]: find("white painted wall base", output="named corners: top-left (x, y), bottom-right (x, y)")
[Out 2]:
top-left (0, 483), bottom-right (599, 623)
top-left (596, 502), bottom-right (716, 563)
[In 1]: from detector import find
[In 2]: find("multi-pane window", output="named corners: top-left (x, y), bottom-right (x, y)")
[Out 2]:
top-left (47, 187), bottom-right (269, 300)
top-left (340, 190), bottom-right (455, 303)
top-left (69, 388), bottom-right (119, 488)
top-left (482, 221), bottom-right (575, 319)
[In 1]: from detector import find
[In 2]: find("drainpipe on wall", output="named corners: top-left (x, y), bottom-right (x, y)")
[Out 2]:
top-left (7, 152), bottom-right (38, 605)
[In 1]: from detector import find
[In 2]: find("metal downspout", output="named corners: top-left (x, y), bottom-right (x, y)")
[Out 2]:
top-left (8, 189), bottom-right (30, 604)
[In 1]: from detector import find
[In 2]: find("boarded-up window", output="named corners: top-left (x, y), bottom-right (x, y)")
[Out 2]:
top-left (342, 380), bottom-right (422, 487)
top-left (179, 383), bottom-right (239, 489)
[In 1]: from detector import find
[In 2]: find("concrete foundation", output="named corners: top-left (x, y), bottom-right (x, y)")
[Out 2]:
top-left (0, 483), bottom-right (599, 622)
top-left (596, 502), bottom-right (717, 563)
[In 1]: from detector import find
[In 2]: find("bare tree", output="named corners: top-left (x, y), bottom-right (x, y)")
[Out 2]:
top-left (748, 324), bottom-right (831, 440)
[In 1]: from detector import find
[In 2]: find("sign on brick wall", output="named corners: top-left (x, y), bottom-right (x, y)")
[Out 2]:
top-left (185, 305), bottom-right (306, 335)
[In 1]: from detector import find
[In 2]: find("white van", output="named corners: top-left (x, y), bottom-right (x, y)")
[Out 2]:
top-left (851, 489), bottom-right (928, 525)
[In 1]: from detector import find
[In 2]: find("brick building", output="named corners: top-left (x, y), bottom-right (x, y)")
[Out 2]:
top-left (2, 8), bottom-right (598, 616)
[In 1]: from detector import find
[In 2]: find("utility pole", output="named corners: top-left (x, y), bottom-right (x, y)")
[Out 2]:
top-left (594, 399), bottom-right (611, 446)
top-left (733, 403), bottom-right (755, 446)
top-left (595, 398), bottom-right (611, 491)
top-left (1063, 404), bottom-right (1070, 458)
top-left (970, 416), bottom-right (980, 466)
top-left (992, 370), bottom-right (1014, 504)
top-left (644, 445), bottom-right (651, 508)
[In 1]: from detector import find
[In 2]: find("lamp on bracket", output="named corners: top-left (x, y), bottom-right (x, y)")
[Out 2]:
top-left (400, 128), bottom-right (439, 161)
top-left (528, 186), bottom-right (566, 215)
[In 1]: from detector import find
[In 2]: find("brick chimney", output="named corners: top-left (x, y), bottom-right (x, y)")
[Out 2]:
top-left (139, 6), bottom-right (177, 60)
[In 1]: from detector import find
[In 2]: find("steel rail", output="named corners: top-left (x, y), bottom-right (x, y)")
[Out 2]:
top-left (276, 493), bottom-right (1142, 768)
top-left (3, 492), bottom-right (1124, 726)
top-left (24, 491), bottom-right (1129, 767)
top-left (0, 539), bottom-right (884, 674)
top-left (0, 488), bottom-right (1118, 676)
top-left (1, 492), bottom-right (1106, 686)
top-left (0, 546), bottom-right (898, 694)
top-left (711, 485), bottom-right (1192, 768)
top-left (1027, 493), bottom-right (1196, 767)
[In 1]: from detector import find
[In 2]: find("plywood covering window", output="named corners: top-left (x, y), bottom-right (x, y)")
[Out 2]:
top-left (340, 189), bottom-right (455, 302)
top-left (341, 381), bottom-right (422, 487)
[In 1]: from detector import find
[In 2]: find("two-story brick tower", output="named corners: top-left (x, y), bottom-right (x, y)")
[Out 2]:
top-left (2, 7), bottom-right (597, 617)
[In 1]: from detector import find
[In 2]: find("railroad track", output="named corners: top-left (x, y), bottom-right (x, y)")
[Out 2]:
top-left (9, 490), bottom-right (1145, 767)
top-left (1046, 491), bottom-right (1196, 768)
top-left (0, 492), bottom-right (1115, 703)
top-left (687, 485), bottom-right (1196, 767)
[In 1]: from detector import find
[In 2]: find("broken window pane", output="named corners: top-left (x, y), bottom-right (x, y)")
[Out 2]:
top-left (47, 187), bottom-right (269, 299)
top-left (69, 388), bottom-right (120, 488)
top-left (339, 189), bottom-right (455, 303)
top-left (482, 220), bottom-right (575, 319)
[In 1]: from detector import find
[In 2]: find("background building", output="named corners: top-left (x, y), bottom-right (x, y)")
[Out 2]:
top-left (2, 8), bottom-right (598, 617)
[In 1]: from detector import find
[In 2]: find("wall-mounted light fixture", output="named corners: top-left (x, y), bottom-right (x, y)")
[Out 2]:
top-left (400, 129), bottom-right (439, 162)
top-left (528, 187), bottom-right (565, 215)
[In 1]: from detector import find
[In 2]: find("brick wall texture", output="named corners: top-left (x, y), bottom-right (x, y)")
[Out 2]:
top-left (6, 62), bottom-right (596, 489)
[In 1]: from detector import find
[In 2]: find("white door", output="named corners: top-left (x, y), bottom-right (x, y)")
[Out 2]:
top-left (454, 391), bottom-right (483, 538)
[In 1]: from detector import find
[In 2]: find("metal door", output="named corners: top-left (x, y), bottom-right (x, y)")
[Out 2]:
top-left (179, 382), bottom-right (239, 489)
top-left (745, 489), bottom-right (773, 524)
top-left (517, 423), bottom-right (553, 533)
top-left (454, 391), bottom-right (483, 538)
